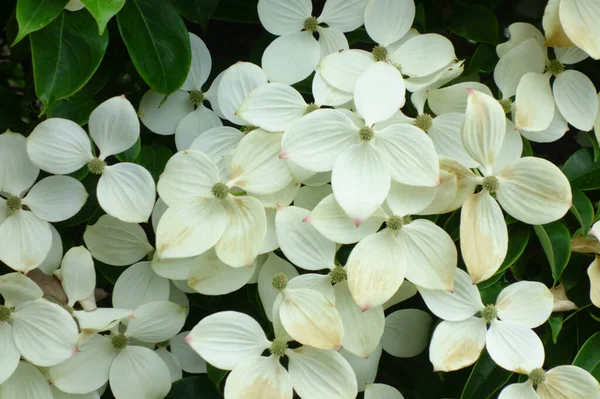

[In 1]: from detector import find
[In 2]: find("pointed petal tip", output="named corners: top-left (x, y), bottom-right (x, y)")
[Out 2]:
top-left (352, 217), bottom-right (362, 227)
top-left (275, 203), bottom-right (285, 211)
top-left (467, 88), bottom-right (475, 96)
top-left (302, 215), bottom-right (312, 223)
top-left (184, 335), bottom-right (192, 344)
top-left (279, 151), bottom-right (289, 159)
top-left (360, 304), bottom-right (370, 312)
top-left (332, 344), bottom-right (341, 351)
top-left (72, 346), bottom-right (80, 355)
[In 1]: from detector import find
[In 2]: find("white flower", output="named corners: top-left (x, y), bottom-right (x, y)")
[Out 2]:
top-left (49, 301), bottom-right (187, 398)
top-left (64, 0), bottom-right (84, 11)
top-left (54, 246), bottom-right (97, 310)
top-left (217, 62), bottom-right (268, 126)
top-left (27, 96), bottom-right (155, 224)
top-left (186, 311), bottom-right (358, 399)
top-left (498, 365), bottom-right (600, 399)
top-left (257, 0), bottom-right (367, 84)
top-left (0, 131), bottom-right (87, 272)
top-left (281, 109), bottom-right (440, 222)
top-left (458, 90), bottom-right (572, 283)
top-left (584, 221), bottom-right (600, 308)
top-left (154, 331), bottom-right (207, 383)
top-left (420, 269), bottom-right (553, 372)
top-left (381, 309), bottom-right (432, 358)
top-left (0, 273), bottom-right (79, 384)
top-left (365, 383), bottom-right (405, 399)
top-left (139, 33), bottom-right (223, 150)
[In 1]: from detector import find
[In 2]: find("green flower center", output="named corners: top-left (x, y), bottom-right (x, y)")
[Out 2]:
top-left (547, 59), bottom-right (565, 76)
top-left (6, 195), bottom-right (22, 213)
top-left (88, 158), bottom-right (106, 175)
top-left (0, 305), bottom-right (12, 322)
top-left (413, 114), bottom-right (433, 132)
top-left (211, 182), bottom-right (229, 200)
top-left (303, 16), bottom-right (319, 32)
top-left (359, 126), bottom-right (374, 141)
top-left (272, 273), bottom-right (289, 291)
top-left (372, 45), bottom-right (388, 62)
top-left (111, 334), bottom-right (129, 350)
top-left (498, 98), bottom-right (513, 115)
top-left (330, 266), bottom-right (347, 284)
top-left (482, 176), bottom-right (499, 194)
top-left (189, 90), bottom-right (204, 105)
top-left (387, 215), bottom-right (411, 231)
top-left (481, 304), bottom-right (498, 322)
top-left (529, 368), bottom-right (546, 386)
top-left (304, 103), bottom-right (319, 115)
top-left (269, 339), bottom-right (288, 357)
top-left (241, 125), bottom-right (258, 134)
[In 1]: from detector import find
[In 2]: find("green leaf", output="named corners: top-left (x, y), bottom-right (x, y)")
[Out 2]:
top-left (135, 144), bottom-right (173, 182)
top-left (80, 0), bottom-right (125, 34)
top-left (115, 137), bottom-right (141, 163)
top-left (206, 363), bottom-right (228, 391)
top-left (12, 0), bottom-right (68, 46)
top-left (117, 0), bottom-right (191, 94)
top-left (521, 136), bottom-right (533, 157)
top-left (590, 131), bottom-right (600, 162)
top-left (494, 223), bottom-right (530, 277)
top-left (172, 0), bottom-right (220, 26)
top-left (0, 87), bottom-right (22, 131)
top-left (47, 91), bottom-right (97, 125)
top-left (562, 148), bottom-right (600, 191)
top-left (464, 44), bottom-right (498, 75)
top-left (533, 221), bottom-right (572, 285)
top-left (573, 331), bottom-right (600, 379)
top-left (165, 375), bottom-right (221, 399)
top-left (443, 209), bottom-right (461, 241)
top-left (571, 189), bottom-right (594, 233)
top-left (461, 349), bottom-right (513, 399)
top-left (449, 5), bottom-right (500, 44)
top-left (548, 314), bottom-right (563, 344)
top-left (30, 11), bottom-right (108, 110)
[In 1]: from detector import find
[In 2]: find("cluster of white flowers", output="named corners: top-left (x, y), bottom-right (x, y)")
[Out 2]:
top-left (2, 0), bottom-right (600, 398)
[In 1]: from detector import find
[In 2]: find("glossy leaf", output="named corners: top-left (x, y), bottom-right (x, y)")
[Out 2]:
top-left (573, 332), bottom-right (600, 379)
top-left (165, 375), bottom-right (221, 399)
top-left (117, 0), bottom-right (191, 94)
top-left (533, 221), bottom-right (571, 285)
top-left (80, 0), bottom-right (125, 34)
top-left (570, 189), bottom-right (594, 232)
top-left (449, 5), bottom-right (499, 44)
top-left (115, 137), bottom-right (142, 163)
top-left (493, 224), bottom-right (530, 277)
top-left (12, 0), bottom-right (68, 46)
top-left (563, 148), bottom-right (600, 191)
top-left (135, 144), bottom-right (174, 182)
top-left (461, 349), bottom-right (513, 399)
top-left (173, 0), bottom-right (220, 26)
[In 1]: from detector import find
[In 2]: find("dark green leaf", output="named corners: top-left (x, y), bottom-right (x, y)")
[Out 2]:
top-left (590, 131), bottom-right (600, 162)
top-left (533, 221), bottom-right (572, 285)
top-left (562, 148), bottom-right (600, 190)
top-left (0, 87), bottom-right (21, 131)
top-left (494, 224), bottom-right (530, 276)
top-left (461, 349), bottom-right (513, 399)
top-left (465, 44), bottom-right (498, 75)
top-left (173, 0), bottom-right (220, 26)
top-left (521, 136), bottom-right (533, 157)
top-left (443, 209), bottom-right (461, 241)
top-left (115, 137), bottom-right (141, 163)
top-left (165, 375), bottom-right (221, 399)
top-left (449, 5), bottom-right (500, 44)
top-left (135, 144), bottom-right (173, 182)
top-left (80, 0), bottom-right (125, 34)
top-left (31, 11), bottom-right (108, 110)
top-left (479, 280), bottom-right (509, 305)
top-left (212, 0), bottom-right (258, 23)
top-left (12, 0), bottom-right (68, 45)
top-left (573, 331), bottom-right (600, 379)
top-left (117, 0), bottom-right (191, 94)
top-left (571, 190), bottom-right (594, 233)
top-left (47, 91), bottom-right (97, 125)
top-left (206, 363), bottom-right (228, 391)
top-left (548, 314), bottom-right (563, 344)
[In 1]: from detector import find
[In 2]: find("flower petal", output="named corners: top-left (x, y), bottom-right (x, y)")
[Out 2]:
top-left (497, 22), bottom-right (545, 58)
top-left (112, 262), bottom-right (170, 309)
top-left (0, 210), bottom-right (51, 273)
top-left (287, 346), bottom-right (358, 399)
top-left (319, 49), bottom-right (373, 93)
top-left (237, 83), bottom-right (307, 132)
top-left (428, 113), bottom-right (478, 168)
top-left (27, 118), bottom-right (93, 174)
top-left (538, 365), bottom-right (600, 398)
top-left (138, 90), bottom-right (193, 135)
top-left (218, 62), bottom-right (268, 125)
top-left (170, 332), bottom-right (207, 373)
top-left (429, 318), bottom-right (487, 372)
top-left (543, 0), bottom-right (574, 48)
top-left (340, 345), bottom-right (382, 392)
top-left (155, 346), bottom-right (182, 383)
top-left (383, 281), bottom-right (417, 310)
top-left (0, 323), bottom-right (20, 384)
top-left (126, 301), bottom-right (186, 343)
top-left (317, 26), bottom-right (349, 60)
top-left (486, 320), bottom-right (545, 373)
top-left (60, 246), bottom-right (96, 307)
top-left (460, 191), bottom-right (508, 284)
top-left (381, 309), bottom-right (432, 358)
top-left (257, 0), bottom-right (310, 35)
top-left (0, 132), bottom-right (39, 195)
top-left (495, 281), bottom-right (553, 328)
top-left (390, 34), bottom-right (456, 78)
top-left (520, 106), bottom-right (569, 143)
top-left (262, 32), bottom-right (320, 85)
top-left (188, 248), bottom-right (255, 294)
top-left (294, 184), bottom-right (333, 211)
top-left (0, 272), bottom-right (43, 307)
top-left (83, 214), bottom-right (153, 266)
top-left (89, 96), bottom-right (140, 159)
top-left (109, 346), bottom-right (172, 399)
top-left (514, 72), bottom-right (555, 132)
top-left (417, 268), bottom-right (484, 321)
top-left (498, 381), bottom-right (538, 399)
top-left (22, 176), bottom-right (87, 222)
top-left (354, 61), bottom-right (405, 126)
top-left (318, 0), bottom-right (367, 32)
top-left (186, 311), bottom-right (270, 370)
top-left (553, 69), bottom-right (599, 132)
top-left (491, 119), bottom-right (523, 175)
top-left (175, 105), bottom-right (223, 151)
top-left (365, 383), bottom-right (405, 399)
top-left (257, 253), bottom-right (299, 320)
top-left (427, 82), bottom-right (493, 115)
top-left (0, 362), bottom-right (52, 399)
top-left (347, 229), bottom-right (406, 310)
top-left (363, 0), bottom-right (414, 47)
top-left (312, 69), bottom-right (354, 107)
top-left (588, 256), bottom-right (600, 308)
top-left (559, 0), bottom-right (600, 59)
top-left (496, 157), bottom-right (572, 225)
top-left (12, 299), bottom-right (78, 366)
top-left (224, 355), bottom-right (293, 399)
top-left (494, 38), bottom-right (545, 99)
top-left (181, 33), bottom-right (212, 91)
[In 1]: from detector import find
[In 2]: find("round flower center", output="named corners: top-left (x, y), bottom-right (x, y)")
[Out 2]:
top-left (88, 158), bottom-right (106, 175)
top-left (304, 103), bottom-right (319, 115)
top-left (272, 273), bottom-right (289, 291)
top-left (111, 334), bottom-right (129, 350)
top-left (413, 114), bottom-right (433, 132)
top-left (498, 98), bottom-right (512, 115)
top-left (359, 126), bottom-right (374, 141)
top-left (6, 195), bottom-right (22, 213)
top-left (387, 215), bottom-right (411, 231)
top-left (372, 45), bottom-right (388, 62)
top-left (0, 305), bottom-right (12, 322)
top-left (269, 339), bottom-right (288, 357)
top-left (189, 90), bottom-right (204, 105)
top-left (211, 182), bottom-right (229, 200)
top-left (303, 16), bottom-right (318, 32)
top-left (481, 304), bottom-right (498, 322)
top-left (482, 176), bottom-right (499, 194)
top-left (329, 266), bottom-right (347, 284)
top-left (547, 59), bottom-right (565, 76)
top-left (529, 368), bottom-right (546, 386)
